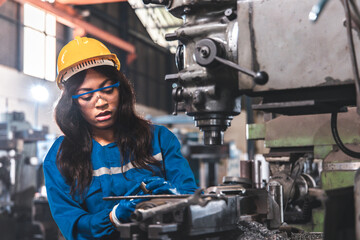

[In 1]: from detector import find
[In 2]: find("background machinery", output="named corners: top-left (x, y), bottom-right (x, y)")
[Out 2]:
top-left (111, 0), bottom-right (360, 239)
top-left (0, 111), bottom-right (57, 240)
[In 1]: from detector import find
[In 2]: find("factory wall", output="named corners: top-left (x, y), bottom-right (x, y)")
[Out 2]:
top-left (0, 64), bottom-right (61, 134)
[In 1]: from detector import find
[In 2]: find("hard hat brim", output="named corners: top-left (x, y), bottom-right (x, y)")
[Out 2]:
top-left (56, 54), bottom-right (120, 89)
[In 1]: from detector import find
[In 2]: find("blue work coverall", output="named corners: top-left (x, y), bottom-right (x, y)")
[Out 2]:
top-left (43, 125), bottom-right (198, 240)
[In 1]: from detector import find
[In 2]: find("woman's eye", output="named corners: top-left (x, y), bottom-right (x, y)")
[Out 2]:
top-left (102, 88), bottom-right (114, 94)
top-left (80, 95), bottom-right (92, 101)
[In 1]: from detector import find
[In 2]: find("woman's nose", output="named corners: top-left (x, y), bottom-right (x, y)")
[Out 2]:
top-left (94, 94), bottom-right (108, 107)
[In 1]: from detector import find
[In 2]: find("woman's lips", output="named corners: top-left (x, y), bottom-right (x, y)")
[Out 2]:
top-left (96, 111), bottom-right (112, 122)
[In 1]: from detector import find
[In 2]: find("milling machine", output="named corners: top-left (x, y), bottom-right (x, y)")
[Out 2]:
top-left (110, 0), bottom-right (360, 239)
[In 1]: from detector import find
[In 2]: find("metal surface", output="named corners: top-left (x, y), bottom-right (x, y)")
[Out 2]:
top-left (145, 0), bottom-right (360, 235)
top-left (252, 159), bottom-right (261, 188)
top-left (103, 193), bottom-right (223, 200)
top-left (247, 108), bottom-right (360, 153)
top-left (131, 189), bottom-right (211, 222)
top-left (237, 0), bottom-right (357, 92)
top-left (267, 181), bottom-right (284, 229)
top-left (321, 171), bottom-right (357, 191)
top-left (149, 0), bottom-right (359, 145)
top-left (239, 160), bottom-right (253, 185)
top-left (323, 162), bottom-right (360, 171)
top-left (163, 0), bottom-right (240, 145)
top-left (117, 185), bottom-right (271, 239)
top-left (355, 168), bottom-right (360, 240)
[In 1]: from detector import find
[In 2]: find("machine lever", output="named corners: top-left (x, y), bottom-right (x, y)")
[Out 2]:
top-left (172, 101), bottom-right (179, 115)
top-left (214, 56), bottom-right (269, 85)
top-left (195, 38), bottom-right (269, 86)
top-left (171, 87), bottom-right (184, 116)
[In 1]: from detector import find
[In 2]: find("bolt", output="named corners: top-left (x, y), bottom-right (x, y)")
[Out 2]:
top-left (199, 46), bottom-right (210, 58)
top-left (224, 8), bottom-right (237, 21)
top-left (184, 7), bottom-right (191, 14)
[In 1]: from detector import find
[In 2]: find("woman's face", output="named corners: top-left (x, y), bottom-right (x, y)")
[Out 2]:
top-left (74, 69), bottom-right (119, 130)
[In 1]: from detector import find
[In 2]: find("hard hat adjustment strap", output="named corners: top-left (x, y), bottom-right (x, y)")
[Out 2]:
top-left (61, 58), bottom-right (116, 85)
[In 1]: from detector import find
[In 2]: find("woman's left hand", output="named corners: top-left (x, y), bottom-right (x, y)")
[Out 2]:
top-left (142, 176), bottom-right (180, 195)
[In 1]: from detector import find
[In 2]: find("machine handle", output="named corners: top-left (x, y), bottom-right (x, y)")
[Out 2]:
top-left (214, 56), bottom-right (269, 85)
top-left (195, 38), bottom-right (269, 86)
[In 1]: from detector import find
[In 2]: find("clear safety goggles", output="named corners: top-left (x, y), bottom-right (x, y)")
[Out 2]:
top-left (72, 82), bottom-right (120, 99)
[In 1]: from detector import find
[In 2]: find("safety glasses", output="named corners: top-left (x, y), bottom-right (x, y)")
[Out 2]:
top-left (72, 82), bottom-right (120, 99)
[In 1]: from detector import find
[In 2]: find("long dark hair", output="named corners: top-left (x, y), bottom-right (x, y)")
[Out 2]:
top-left (55, 66), bottom-right (158, 196)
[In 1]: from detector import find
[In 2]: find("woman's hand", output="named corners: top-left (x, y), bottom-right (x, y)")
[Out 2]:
top-left (110, 182), bottom-right (146, 226)
top-left (142, 176), bottom-right (180, 195)
top-left (111, 198), bottom-right (143, 224)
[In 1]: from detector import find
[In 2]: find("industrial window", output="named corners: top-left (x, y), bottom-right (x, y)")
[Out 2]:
top-left (23, 4), bottom-right (56, 81)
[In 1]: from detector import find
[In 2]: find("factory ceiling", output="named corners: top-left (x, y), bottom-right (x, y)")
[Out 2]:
top-left (11, 0), bottom-right (139, 64)
top-left (58, 0), bottom-right (183, 53)
top-left (6, 0), bottom-right (182, 55)
top-left (54, 0), bottom-right (183, 53)
top-left (127, 0), bottom-right (183, 53)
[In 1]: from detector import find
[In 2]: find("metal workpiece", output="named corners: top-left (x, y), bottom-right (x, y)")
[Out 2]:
top-left (239, 161), bottom-right (253, 185)
top-left (269, 171), bottom-right (316, 206)
top-left (267, 181), bottom-right (284, 229)
top-left (223, 176), bottom-right (252, 187)
top-left (186, 196), bottom-right (239, 236)
top-left (117, 186), bottom-right (271, 239)
top-left (269, 172), bottom-right (296, 205)
top-left (252, 159), bottom-right (262, 188)
top-left (130, 189), bottom-right (223, 222)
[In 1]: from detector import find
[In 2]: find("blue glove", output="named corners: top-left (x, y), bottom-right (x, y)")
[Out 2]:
top-left (110, 182), bottom-right (147, 226)
top-left (112, 198), bottom-right (143, 223)
top-left (142, 176), bottom-right (180, 195)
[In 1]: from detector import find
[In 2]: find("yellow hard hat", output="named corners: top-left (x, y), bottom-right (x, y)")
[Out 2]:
top-left (56, 36), bottom-right (120, 89)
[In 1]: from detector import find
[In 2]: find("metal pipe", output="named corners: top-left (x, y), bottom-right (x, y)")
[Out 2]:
top-left (103, 193), bottom-right (220, 200)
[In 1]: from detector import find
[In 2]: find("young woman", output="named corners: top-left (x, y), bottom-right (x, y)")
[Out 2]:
top-left (43, 37), bottom-right (198, 240)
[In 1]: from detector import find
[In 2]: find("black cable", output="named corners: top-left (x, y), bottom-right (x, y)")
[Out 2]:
top-left (331, 111), bottom-right (360, 158)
